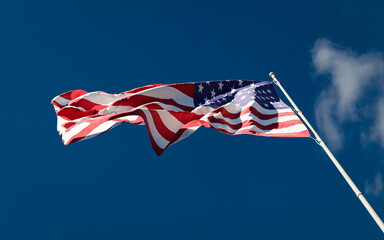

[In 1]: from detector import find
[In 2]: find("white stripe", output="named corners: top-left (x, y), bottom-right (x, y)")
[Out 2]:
top-left (116, 115), bottom-right (141, 122)
top-left (56, 106), bottom-right (87, 113)
top-left (56, 116), bottom-right (69, 135)
top-left (248, 123), bottom-right (308, 134)
top-left (116, 116), bottom-right (145, 125)
top-left (224, 101), bottom-right (292, 115)
top-left (201, 110), bottom-right (300, 126)
top-left (58, 114), bottom-right (102, 126)
top-left (172, 126), bottom-right (200, 144)
top-left (81, 121), bottom-right (122, 141)
top-left (201, 118), bottom-right (307, 134)
top-left (71, 92), bottom-right (132, 105)
top-left (52, 95), bottom-right (72, 106)
top-left (98, 101), bottom-right (186, 115)
top-left (62, 122), bottom-right (91, 144)
top-left (192, 105), bottom-right (215, 115)
top-left (149, 102), bottom-right (186, 112)
top-left (138, 86), bottom-right (194, 107)
top-left (156, 110), bottom-right (184, 133)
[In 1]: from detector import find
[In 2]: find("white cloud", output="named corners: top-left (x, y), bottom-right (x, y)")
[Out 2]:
top-left (365, 171), bottom-right (383, 197)
top-left (370, 99), bottom-right (384, 148)
top-left (311, 39), bottom-right (384, 149)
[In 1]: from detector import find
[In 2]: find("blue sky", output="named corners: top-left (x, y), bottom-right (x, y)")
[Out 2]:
top-left (1, 0), bottom-right (384, 239)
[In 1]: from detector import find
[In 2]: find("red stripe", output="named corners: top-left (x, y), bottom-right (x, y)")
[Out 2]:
top-left (215, 105), bottom-right (296, 121)
top-left (56, 107), bottom-right (99, 120)
top-left (121, 83), bottom-right (194, 97)
top-left (166, 111), bottom-right (202, 125)
top-left (121, 84), bottom-right (166, 94)
top-left (59, 90), bottom-right (88, 101)
top-left (206, 116), bottom-right (305, 131)
top-left (168, 83), bottom-right (195, 98)
top-left (68, 98), bottom-right (108, 111)
top-left (62, 122), bottom-right (76, 129)
top-left (112, 95), bottom-right (194, 111)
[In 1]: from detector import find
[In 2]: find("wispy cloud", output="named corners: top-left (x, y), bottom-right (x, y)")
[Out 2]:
top-left (369, 99), bottom-right (384, 148)
top-left (365, 172), bottom-right (383, 197)
top-left (311, 39), bottom-right (384, 150)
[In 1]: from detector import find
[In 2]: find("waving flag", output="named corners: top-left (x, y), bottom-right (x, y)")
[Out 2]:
top-left (51, 80), bottom-right (310, 155)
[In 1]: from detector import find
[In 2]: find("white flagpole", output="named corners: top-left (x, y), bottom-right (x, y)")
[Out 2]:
top-left (269, 72), bottom-right (384, 233)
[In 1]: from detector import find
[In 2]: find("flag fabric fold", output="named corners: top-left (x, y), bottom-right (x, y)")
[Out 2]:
top-left (51, 80), bottom-right (310, 155)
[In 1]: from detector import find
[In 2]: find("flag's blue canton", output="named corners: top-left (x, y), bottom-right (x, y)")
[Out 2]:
top-left (193, 80), bottom-right (288, 110)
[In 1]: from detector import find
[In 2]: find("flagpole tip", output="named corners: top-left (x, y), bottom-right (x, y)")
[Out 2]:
top-left (269, 72), bottom-right (275, 78)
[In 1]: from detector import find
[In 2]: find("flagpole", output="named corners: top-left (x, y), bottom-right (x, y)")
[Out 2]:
top-left (269, 72), bottom-right (384, 233)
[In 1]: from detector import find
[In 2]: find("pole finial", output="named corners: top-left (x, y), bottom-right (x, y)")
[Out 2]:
top-left (269, 72), bottom-right (275, 78)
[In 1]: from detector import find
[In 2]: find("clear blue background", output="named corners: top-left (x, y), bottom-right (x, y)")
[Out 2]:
top-left (1, 0), bottom-right (383, 239)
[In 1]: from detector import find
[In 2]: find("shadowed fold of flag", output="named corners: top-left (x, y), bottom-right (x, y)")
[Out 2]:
top-left (51, 80), bottom-right (310, 155)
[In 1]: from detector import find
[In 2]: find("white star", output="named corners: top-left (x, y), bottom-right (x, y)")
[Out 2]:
top-left (210, 89), bottom-right (216, 98)
top-left (262, 90), bottom-right (267, 94)
top-left (238, 80), bottom-right (243, 86)
top-left (218, 81), bottom-right (224, 90)
top-left (264, 103), bottom-right (269, 107)
top-left (198, 84), bottom-right (204, 93)
top-left (261, 96), bottom-right (265, 100)
top-left (257, 90), bottom-right (262, 94)
top-left (204, 97), bottom-right (209, 104)
top-left (217, 98), bottom-right (221, 103)
top-left (241, 95), bottom-right (246, 100)
top-left (267, 89), bottom-right (272, 93)
top-left (226, 80), bottom-right (231, 82)
top-left (251, 96), bottom-right (255, 99)
top-left (230, 88), bottom-right (236, 94)
top-left (256, 96), bottom-right (260, 99)
top-left (222, 96), bottom-right (227, 101)
top-left (206, 81), bottom-right (210, 85)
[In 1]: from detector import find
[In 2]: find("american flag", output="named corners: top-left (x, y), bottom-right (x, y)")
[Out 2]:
top-left (51, 80), bottom-right (310, 155)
